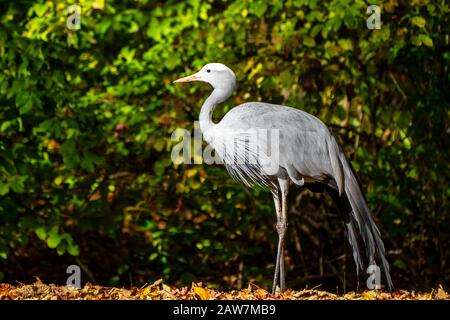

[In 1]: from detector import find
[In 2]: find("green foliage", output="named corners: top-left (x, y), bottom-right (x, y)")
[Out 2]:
top-left (0, 0), bottom-right (448, 290)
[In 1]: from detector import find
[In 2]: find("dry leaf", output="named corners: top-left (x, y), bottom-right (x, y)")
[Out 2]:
top-left (193, 286), bottom-right (210, 300)
top-left (0, 282), bottom-right (447, 300)
top-left (361, 292), bottom-right (376, 300)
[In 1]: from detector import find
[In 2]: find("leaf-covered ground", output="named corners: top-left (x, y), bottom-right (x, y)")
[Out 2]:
top-left (0, 280), bottom-right (448, 300)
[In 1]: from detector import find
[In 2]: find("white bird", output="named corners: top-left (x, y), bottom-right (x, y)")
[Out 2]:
top-left (174, 63), bottom-right (393, 293)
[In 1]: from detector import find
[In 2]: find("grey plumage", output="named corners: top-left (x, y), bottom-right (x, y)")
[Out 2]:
top-left (174, 63), bottom-right (393, 292)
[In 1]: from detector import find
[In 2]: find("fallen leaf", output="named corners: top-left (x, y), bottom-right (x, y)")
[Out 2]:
top-left (193, 286), bottom-right (210, 300)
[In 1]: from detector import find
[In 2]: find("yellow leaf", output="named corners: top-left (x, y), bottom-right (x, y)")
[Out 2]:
top-left (54, 176), bottom-right (63, 186)
top-left (47, 139), bottom-right (60, 152)
top-left (142, 286), bottom-right (152, 296)
top-left (92, 0), bottom-right (105, 10)
top-left (142, 279), bottom-right (164, 296)
top-left (185, 168), bottom-right (197, 178)
top-left (361, 292), bottom-right (376, 300)
top-left (193, 286), bottom-right (210, 300)
top-left (175, 182), bottom-right (185, 193)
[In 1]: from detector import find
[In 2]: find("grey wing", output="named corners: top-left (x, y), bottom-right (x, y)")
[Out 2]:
top-left (217, 102), bottom-right (345, 193)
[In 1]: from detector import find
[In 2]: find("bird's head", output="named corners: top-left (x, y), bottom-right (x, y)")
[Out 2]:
top-left (173, 63), bottom-right (236, 91)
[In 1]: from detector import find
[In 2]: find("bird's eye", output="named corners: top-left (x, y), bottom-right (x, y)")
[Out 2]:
top-left (206, 69), bottom-right (211, 73)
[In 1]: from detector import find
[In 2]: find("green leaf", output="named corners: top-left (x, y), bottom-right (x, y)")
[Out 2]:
top-left (47, 232), bottom-right (62, 249)
top-left (0, 181), bottom-right (9, 196)
top-left (35, 227), bottom-right (47, 241)
top-left (60, 139), bottom-right (80, 169)
top-left (146, 18), bottom-right (162, 41)
top-left (411, 16), bottom-right (426, 28)
top-left (149, 252), bottom-right (158, 261)
top-left (19, 99), bottom-right (33, 114)
top-left (80, 151), bottom-right (99, 172)
top-left (419, 34), bottom-right (433, 47)
top-left (15, 92), bottom-right (33, 114)
top-left (249, 1), bottom-right (267, 18)
top-left (303, 36), bottom-right (316, 47)
top-left (393, 259), bottom-right (407, 269)
top-left (56, 242), bottom-right (67, 256)
top-left (33, 3), bottom-right (48, 17)
top-left (411, 35), bottom-right (422, 46)
top-left (338, 39), bottom-right (353, 51)
top-left (1, 120), bottom-right (13, 133)
top-left (9, 176), bottom-right (26, 193)
top-left (128, 21), bottom-right (139, 33)
top-left (67, 243), bottom-right (79, 256)
top-left (164, 52), bottom-right (180, 70)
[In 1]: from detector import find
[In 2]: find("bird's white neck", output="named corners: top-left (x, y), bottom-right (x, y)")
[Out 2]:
top-left (199, 87), bottom-right (232, 135)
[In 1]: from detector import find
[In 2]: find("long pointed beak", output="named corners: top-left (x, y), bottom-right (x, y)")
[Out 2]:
top-left (173, 73), bottom-right (200, 83)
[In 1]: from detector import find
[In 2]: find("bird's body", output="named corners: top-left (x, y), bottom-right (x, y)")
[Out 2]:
top-left (174, 63), bottom-right (393, 292)
top-left (215, 102), bottom-right (337, 185)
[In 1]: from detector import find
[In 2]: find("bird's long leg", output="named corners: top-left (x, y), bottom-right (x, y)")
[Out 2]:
top-left (271, 179), bottom-right (289, 294)
top-left (278, 178), bottom-right (289, 292)
top-left (271, 189), bottom-right (282, 294)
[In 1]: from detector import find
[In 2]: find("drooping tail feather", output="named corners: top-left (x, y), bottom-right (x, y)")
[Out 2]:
top-left (325, 134), bottom-right (393, 290)
top-left (339, 153), bottom-right (394, 291)
top-left (326, 186), bottom-right (364, 276)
